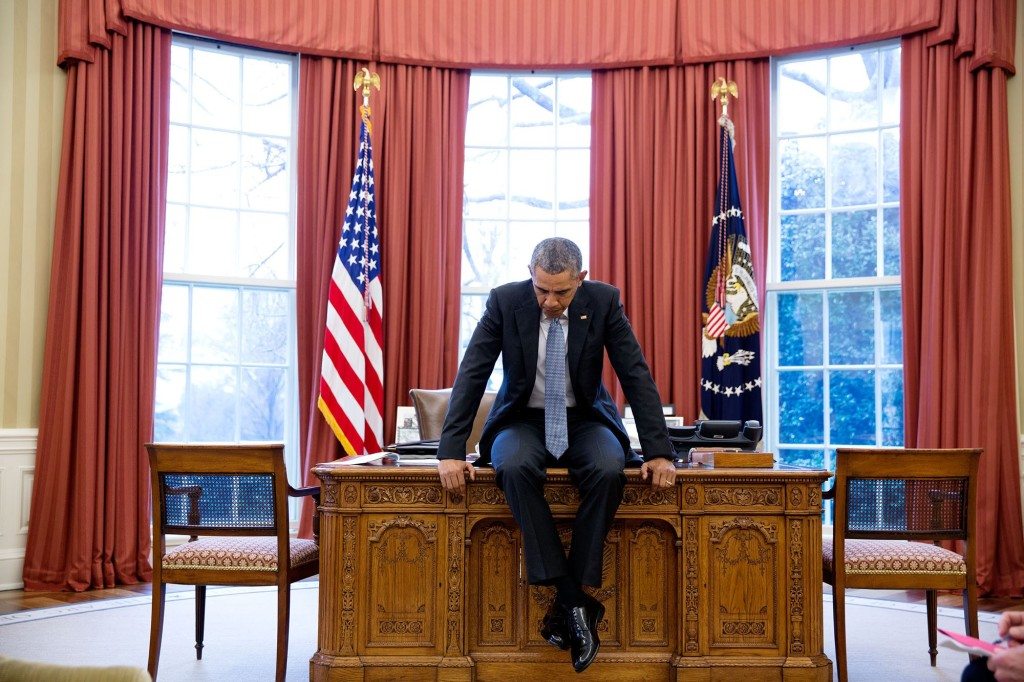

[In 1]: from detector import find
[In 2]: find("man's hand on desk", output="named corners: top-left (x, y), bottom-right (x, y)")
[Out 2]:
top-left (438, 458), bottom-right (475, 494)
top-left (640, 457), bottom-right (677, 489)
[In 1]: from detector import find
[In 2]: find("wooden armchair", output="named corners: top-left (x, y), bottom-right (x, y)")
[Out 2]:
top-left (146, 443), bottom-right (320, 681)
top-left (823, 447), bottom-right (981, 682)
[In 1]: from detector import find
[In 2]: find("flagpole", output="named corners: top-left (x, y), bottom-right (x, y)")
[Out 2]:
top-left (352, 68), bottom-right (380, 321)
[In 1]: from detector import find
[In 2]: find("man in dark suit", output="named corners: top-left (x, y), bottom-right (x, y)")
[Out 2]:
top-left (437, 237), bottom-right (676, 673)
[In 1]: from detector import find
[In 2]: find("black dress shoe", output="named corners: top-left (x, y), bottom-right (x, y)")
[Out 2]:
top-left (540, 603), bottom-right (570, 650)
top-left (563, 601), bottom-right (602, 673)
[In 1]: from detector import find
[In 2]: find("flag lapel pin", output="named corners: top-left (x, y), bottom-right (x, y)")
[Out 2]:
top-left (580, 314), bottom-right (588, 320)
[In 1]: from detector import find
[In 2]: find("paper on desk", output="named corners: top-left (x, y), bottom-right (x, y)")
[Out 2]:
top-left (938, 628), bottom-right (1007, 657)
top-left (334, 451), bottom-right (391, 465)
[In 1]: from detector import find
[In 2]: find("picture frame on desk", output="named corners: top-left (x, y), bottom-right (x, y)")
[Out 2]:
top-left (395, 406), bottom-right (421, 444)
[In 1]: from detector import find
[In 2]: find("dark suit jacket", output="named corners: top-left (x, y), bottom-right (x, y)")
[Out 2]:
top-left (438, 279), bottom-right (672, 464)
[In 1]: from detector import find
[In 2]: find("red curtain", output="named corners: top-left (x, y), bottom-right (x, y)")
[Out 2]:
top-left (62, 0), bottom-right (958, 70)
top-left (590, 61), bottom-right (770, 417)
top-left (901, 32), bottom-right (1024, 595)
top-left (295, 58), bottom-right (469, 536)
top-left (23, 21), bottom-right (170, 591)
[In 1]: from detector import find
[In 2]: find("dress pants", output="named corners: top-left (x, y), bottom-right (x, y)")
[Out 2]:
top-left (491, 409), bottom-right (626, 587)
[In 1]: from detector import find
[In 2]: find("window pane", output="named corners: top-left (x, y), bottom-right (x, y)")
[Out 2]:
top-left (241, 135), bottom-right (289, 210)
top-left (780, 213), bottom-right (825, 281)
top-left (880, 48), bottom-right (901, 126)
top-left (777, 292), bottom-right (823, 366)
top-left (466, 76), bottom-right (509, 147)
top-left (158, 284), bottom-right (189, 363)
top-left (779, 370), bottom-right (824, 443)
top-left (830, 131), bottom-right (877, 207)
top-left (880, 289), bottom-right (902, 364)
top-left (510, 76), bottom-right (556, 147)
top-left (155, 365), bottom-right (186, 441)
top-left (780, 138), bottom-right (826, 210)
top-left (828, 291), bottom-right (875, 364)
top-left (242, 289), bottom-right (290, 364)
top-left (190, 129), bottom-right (240, 207)
top-left (167, 125), bottom-right (189, 203)
top-left (829, 369), bottom-right (876, 444)
top-left (170, 44), bottom-right (191, 124)
top-left (882, 128), bottom-right (899, 202)
top-left (240, 211), bottom-right (290, 279)
top-left (557, 149), bottom-right (589, 220)
top-left (831, 209), bottom-right (877, 278)
top-left (881, 368), bottom-right (904, 445)
top-left (556, 76), bottom-right (591, 146)
top-left (191, 286), bottom-right (239, 363)
top-left (188, 207), bottom-right (239, 276)
top-left (192, 49), bottom-right (240, 129)
top-left (241, 366), bottom-right (286, 439)
top-left (882, 207), bottom-right (900, 276)
top-left (777, 58), bottom-right (827, 135)
top-left (509, 149), bottom-right (555, 219)
top-left (189, 365), bottom-right (237, 440)
top-left (464, 149), bottom-right (508, 219)
top-left (164, 204), bottom-right (187, 274)
top-left (242, 57), bottom-right (291, 136)
top-left (829, 53), bottom-right (879, 131)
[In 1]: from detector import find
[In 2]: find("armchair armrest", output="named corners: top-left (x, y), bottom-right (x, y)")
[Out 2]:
top-left (289, 485), bottom-right (321, 544)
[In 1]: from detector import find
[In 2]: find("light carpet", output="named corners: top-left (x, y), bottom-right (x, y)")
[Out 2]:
top-left (0, 584), bottom-right (1002, 681)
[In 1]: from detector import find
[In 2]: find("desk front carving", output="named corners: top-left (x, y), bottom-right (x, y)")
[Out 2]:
top-left (312, 465), bottom-right (831, 681)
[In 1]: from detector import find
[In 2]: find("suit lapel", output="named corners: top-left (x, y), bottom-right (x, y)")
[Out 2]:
top-left (567, 285), bottom-right (592, 380)
top-left (514, 282), bottom-right (541, 384)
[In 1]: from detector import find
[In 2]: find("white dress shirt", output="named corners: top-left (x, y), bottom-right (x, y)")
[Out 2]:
top-left (527, 312), bottom-right (577, 409)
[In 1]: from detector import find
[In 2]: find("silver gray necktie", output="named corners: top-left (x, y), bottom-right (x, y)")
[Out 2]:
top-left (544, 319), bottom-right (568, 458)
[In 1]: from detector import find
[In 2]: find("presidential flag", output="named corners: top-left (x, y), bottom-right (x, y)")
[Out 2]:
top-left (318, 105), bottom-right (384, 457)
top-left (700, 122), bottom-right (762, 423)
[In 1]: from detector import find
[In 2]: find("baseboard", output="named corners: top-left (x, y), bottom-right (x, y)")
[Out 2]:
top-left (0, 429), bottom-right (38, 591)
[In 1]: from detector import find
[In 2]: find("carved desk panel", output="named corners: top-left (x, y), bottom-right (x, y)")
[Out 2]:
top-left (311, 464), bottom-right (832, 682)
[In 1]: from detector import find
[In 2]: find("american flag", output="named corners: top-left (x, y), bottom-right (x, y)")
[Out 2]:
top-left (318, 106), bottom-right (384, 457)
top-left (700, 122), bottom-right (762, 423)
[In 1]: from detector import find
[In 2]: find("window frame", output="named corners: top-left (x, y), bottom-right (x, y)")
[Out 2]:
top-left (157, 34), bottom-right (302, 492)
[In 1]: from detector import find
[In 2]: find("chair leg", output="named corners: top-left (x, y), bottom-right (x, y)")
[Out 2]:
top-left (276, 583), bottom-right (290, 682)
top-left (965, 582), bottom-right (980, 637)
top-left (195, 585), bottom-right (206, 660)
top-left (832, 584), bottom-right (847, 682)
top-left (927, 589), bottom-right (938, 666)
top-left (148, 580), bottom-right (166, 680)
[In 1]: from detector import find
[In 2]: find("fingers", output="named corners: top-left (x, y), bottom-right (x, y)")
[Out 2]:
top-left (465, 462), bottom-right (476, 481)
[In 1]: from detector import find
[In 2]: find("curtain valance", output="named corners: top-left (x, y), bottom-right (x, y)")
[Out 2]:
top-left (60, 0), bottom-right (1016, 72)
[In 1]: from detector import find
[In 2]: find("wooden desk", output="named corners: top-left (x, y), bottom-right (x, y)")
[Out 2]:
top-left (311, 464), bottom-right (832, 681)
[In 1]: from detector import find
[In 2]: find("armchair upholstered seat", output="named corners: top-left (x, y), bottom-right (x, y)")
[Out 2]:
top-left (146, 443), bottom-right (320, 682)
top-left (823, 447), bottom-right (981, 682)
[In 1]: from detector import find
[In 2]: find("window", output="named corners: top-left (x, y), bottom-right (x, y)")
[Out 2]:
top-left (156, 37), bottom-right (299, 483)
top-left (767, 44), bottom-right (903, 521)
top-left (461, 73), bottom-right (592, 387)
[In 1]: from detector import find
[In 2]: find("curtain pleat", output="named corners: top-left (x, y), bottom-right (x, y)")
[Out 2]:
top-left (900, 34), bottom-right (1024, 595)
top-left (295, 58), bottom-right (468, 537)
top-left (589, 61), bottom-right (769, 418)
top-left (23, 21), bottom-right (169, 591)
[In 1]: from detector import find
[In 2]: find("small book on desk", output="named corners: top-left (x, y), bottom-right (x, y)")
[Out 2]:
top-left (689, 448), bottom-right (775, 468)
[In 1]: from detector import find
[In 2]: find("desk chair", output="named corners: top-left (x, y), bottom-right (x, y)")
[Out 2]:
top-left (823, 447), bottom-right (981, 682)
top-left (408, 387), bottom-right (496, 455)
top-left (146, 443), bottom-right (320, 681)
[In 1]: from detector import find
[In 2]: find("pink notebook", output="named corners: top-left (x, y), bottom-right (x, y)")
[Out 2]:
top-left (938, 628), bottom-right (1008, 656)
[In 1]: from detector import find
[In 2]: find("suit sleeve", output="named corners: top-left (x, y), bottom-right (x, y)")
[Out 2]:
top-left (437, 289), bottom-right (503, 460)
top-left (603, 289), bottom-right (673, 460)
